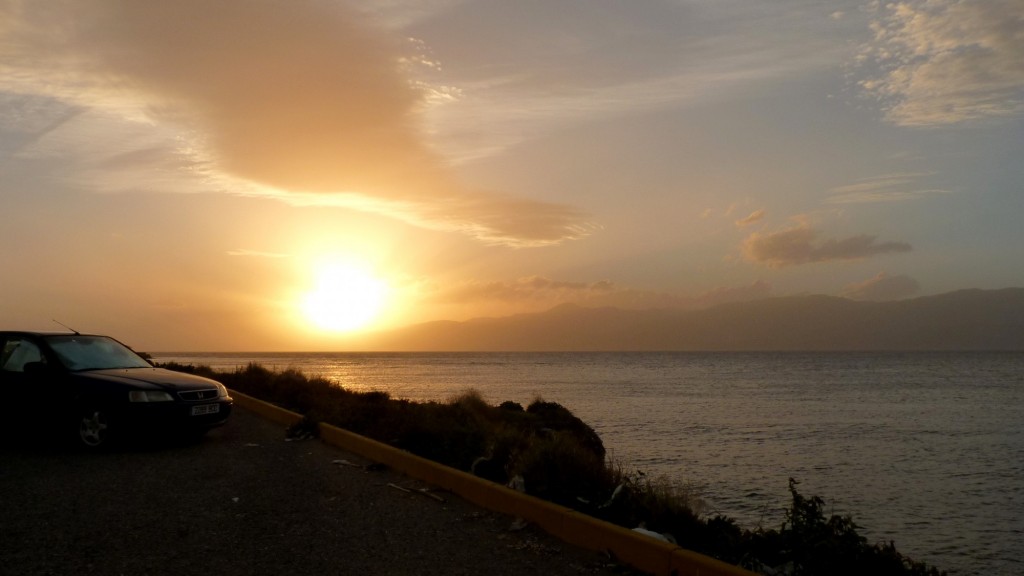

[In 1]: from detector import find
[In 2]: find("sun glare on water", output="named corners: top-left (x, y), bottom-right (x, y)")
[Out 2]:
top-left (301, 264), bottom-right (390, 332)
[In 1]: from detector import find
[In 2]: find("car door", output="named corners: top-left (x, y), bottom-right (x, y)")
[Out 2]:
top-left (1, 335), bottom-right (46, 399)
top-left (0, 335), bottom-right (65, 436)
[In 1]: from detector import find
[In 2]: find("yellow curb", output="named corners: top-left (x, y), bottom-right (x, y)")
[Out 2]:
top-left (231, 390), bottom-right (757, 576)
top-left (671, 547), bottom-right (757, 576)
top-left (229, 390), bottom-right (304, 427)
top-left (551, 510), bottom-right (677, 575)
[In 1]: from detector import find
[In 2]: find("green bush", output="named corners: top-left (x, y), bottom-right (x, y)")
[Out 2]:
top-left (741, 479), bottom-right (944, 576)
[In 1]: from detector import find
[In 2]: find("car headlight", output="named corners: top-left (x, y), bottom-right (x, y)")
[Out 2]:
top-left (214, 382), bottom-right (229, 398)
top-left (128, 390), bottom-right (175, 402)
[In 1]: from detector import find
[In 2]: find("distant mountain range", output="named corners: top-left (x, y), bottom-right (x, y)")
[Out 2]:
top-left (353, 288), bottom-right (1024, 351)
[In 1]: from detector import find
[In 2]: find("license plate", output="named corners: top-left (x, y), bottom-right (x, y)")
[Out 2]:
top-left (191, 403), bottom-right (220, 416)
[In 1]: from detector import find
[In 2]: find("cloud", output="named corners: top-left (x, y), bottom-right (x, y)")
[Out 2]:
top-left (735, 209), bottom-right (766, 227)
top-left (438, 276), bottom-right (616, 304)
top-left (826, 173), bottom-right (951, 204)
top-left (226, 249), bottom-right (289, 259)
top-left (410, 1), bottom-right (853, 162)
top-left (0, 0), bottom-right (589, 247)
top-left (684, 281), bottom-right (773, 309)
top-left (233, 185), bottom-right (595, 247)
top-left (841, 272), bottom-right (921, 301)
top-left (435, 276), bottom-right (772, 311)
top-left (742, 216), bottom-right (911, 267)
top-left (860, 0), bottom-right (1024, 126)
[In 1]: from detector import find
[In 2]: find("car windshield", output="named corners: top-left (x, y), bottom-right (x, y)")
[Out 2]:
top-left (45, 335), bottom-right (152, 371)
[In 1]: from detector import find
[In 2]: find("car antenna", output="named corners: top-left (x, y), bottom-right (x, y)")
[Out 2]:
top-left (52, 320), bottom-right (80, 335)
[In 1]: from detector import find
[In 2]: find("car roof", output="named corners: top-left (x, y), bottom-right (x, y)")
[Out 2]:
top-left (0, 331), bottom-right (101, 338)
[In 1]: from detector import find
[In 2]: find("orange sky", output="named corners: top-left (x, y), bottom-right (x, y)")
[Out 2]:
top-left (1, 0), bottom-right (1022, 350)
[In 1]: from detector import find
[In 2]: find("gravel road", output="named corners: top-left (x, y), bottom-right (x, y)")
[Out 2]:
top-left (0, 406), bottom-right (633, 576)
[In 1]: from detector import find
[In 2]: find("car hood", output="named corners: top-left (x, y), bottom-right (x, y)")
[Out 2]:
top-left (78, 367), bottom-right (222, 390)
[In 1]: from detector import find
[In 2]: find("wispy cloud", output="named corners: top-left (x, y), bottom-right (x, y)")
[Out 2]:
top-left (230, 184), bottom-right (595, 248)
top-left (411, 1), bottom-right (851, 162)
top-left (226, 249), bottom-right (289, 259)
top-left (439, 276), bottom-right (615, 304)
top-left (735, 209), bottom-right (766, 227)
top-left (0, 0), bottom-right (589, 247)
top-left (828, 188), bottom-right (950, 204)
top-left (434, 276), bottom-right (772, 311)
top-left (841, 272), bottom-right (921, 301)
top-left (742, 216), bottom-right (911, 268)
top-left (826, 173), bottom-right (951, 204)
top-left (859, 0), bottom-right (1024, 126)
top-left (0, 94), bottom-right (84, 157)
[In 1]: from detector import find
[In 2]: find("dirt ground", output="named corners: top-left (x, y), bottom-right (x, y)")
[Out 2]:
top-left (0, 406), bottom-right (639, 576)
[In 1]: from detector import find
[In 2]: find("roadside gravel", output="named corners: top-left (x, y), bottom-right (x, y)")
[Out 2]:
top-left (0, 406), bottom-right (635, 576)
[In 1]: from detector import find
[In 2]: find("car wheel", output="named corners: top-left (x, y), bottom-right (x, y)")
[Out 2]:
top-left (78, 406), bottom-right (113, 449)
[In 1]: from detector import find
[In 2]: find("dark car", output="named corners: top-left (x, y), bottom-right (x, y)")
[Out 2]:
top-left (0, 331), bottom-right (232, 449)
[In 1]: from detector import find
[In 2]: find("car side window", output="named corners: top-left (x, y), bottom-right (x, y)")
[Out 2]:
top-left (1, 338), bottom-right (44, 372)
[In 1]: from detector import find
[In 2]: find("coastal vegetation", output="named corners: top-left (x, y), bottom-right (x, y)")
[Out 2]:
top-left (163, 361), bottom-right (945, 576)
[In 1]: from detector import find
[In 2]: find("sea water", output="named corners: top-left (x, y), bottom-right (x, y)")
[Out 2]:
top-left (150, 351), bottom-right (1024, 575)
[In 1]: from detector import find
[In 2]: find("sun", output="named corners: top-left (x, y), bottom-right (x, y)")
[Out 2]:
top-left (301, 264), bottom-right (390, 332)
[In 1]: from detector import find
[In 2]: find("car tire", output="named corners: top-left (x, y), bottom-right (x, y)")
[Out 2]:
top-left (78, 405), bottom-right (114, 449)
